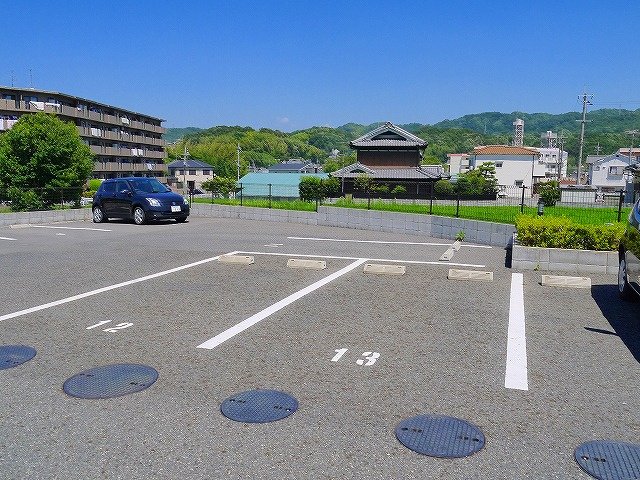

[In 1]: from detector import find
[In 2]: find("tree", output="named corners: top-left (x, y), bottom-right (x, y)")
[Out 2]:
top-left (201, 176), bottom-right (237, 198)
top-left (538, 180), bottom-right (561, 206)
top-left (0, 113), bottom-right (94, 209)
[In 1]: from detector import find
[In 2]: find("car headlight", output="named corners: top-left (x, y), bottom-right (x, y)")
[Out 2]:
top-left (146, 198), bottom-right (161, 207)
top-left (183, 197), bottom-right (189, 205)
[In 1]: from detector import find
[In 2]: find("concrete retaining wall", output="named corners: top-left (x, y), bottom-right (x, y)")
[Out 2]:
top-left (191, 203), bottom-right (515, 247)
top-left (0, 208), bottom-right (91, 226)
top-left (511, 242), bottom-right (618, 274)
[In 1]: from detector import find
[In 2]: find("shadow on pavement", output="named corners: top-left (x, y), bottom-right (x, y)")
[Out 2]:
top-left (590, 284), bottom-right (640, 363)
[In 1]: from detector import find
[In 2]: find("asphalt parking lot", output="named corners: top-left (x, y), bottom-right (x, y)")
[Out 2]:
top-left (1, 216), bottom-right (639, 480)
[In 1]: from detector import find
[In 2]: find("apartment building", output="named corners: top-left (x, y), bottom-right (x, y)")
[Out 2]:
top-left (0, 87), bottom-right (166, 180)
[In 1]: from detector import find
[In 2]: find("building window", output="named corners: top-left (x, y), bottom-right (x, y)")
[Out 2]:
top-left (202, 169), bottom-right (210, 175)
top-left (515, 180), bottom-right (523, 187)
top-left (495, 162), bottom-right (503, 168)
top-left (608, 166), bottom-right (623, 176)
top-left (189, 169), bottom-right (196, 175)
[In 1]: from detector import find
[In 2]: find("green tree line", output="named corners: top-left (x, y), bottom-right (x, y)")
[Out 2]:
top-left (166, 108), bottom-right (640, 177)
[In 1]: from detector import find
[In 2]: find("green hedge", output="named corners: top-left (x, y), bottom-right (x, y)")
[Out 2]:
top-left (515, 215), bottom-right (625, 251)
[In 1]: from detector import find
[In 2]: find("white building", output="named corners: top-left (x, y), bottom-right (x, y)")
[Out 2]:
top-left (446, 153), bottom-right (471, 175)
top-left (537, 147), bottom-right (568, 179)
top-left (586, 153), bottom-right (635, 192)
top-left (469, 145), bottom-right (542, 194)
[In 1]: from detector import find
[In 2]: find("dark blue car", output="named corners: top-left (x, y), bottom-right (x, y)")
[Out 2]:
top-left (618, 196), bottom-right (640, 299)
top-left (92, 177), bottom-right (189, 225)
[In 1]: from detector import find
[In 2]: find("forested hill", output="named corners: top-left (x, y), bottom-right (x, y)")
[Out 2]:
top-left (163, 109), bottom-right (640, 176)
top-left (431, 109), bottom-right (640, 135)
top-left (164, 127), bottom-right (203, 144)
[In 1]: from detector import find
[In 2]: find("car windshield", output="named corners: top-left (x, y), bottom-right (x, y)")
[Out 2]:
top-left (130, 179), bottom-right (170, 194)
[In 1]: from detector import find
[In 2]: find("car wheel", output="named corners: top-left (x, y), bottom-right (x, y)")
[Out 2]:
top-left (176, 216), bottom-right (188, 223)
top-left (133, 206), bottom-right (146, 225)
top-left (92, 206), bottom-right (107, 223)
top-left (618, 256), bottom-right (635, 300)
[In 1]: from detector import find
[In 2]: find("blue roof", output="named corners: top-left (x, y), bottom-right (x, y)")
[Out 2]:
top-left (238, 172), bottom-right (328, 198)
top-left (167, 158), bottom-right (213, 169)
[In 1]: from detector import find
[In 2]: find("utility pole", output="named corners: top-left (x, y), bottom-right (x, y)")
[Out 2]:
top-left (182, 145), bottom-right (189, 195)
top-left (236, 143), bottom-right (242, 181)
top-left (557, 132), bottom-right (567, 181)
top-left (594, 143), bottom-right (602, 155)
top-left (576, 92), bottom-right (593, 185)
top-left (625, 129), bottom-right (639, 165)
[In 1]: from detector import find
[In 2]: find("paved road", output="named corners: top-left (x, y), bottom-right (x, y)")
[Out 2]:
top-left (0, 217), bottom-right (638, 479)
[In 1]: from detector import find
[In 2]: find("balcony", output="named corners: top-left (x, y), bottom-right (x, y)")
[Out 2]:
top-left (1, 99), bottom-right (165, 135)
top-left (93, 161), bottom-right (168, 173)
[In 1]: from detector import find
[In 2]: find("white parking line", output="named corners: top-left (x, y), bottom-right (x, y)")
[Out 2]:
top-left (0, 251), bottom-right (238, 323)
top-left (31, 225), bottom-right (112, 232)
top-left (197, 258), bottom-right (368, 350)
top-left (505, 273), bottom-right (528, 390)
top-left (0, 236), bottom-right (17, 241)
top-left (287, 236), bottom-right (493, 248)
top-left (236, 251), bottom-right (486, 268)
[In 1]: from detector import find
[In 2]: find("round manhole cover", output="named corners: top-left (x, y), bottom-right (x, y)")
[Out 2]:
top-left (220, 389), bottom-right (298, 423)
top-left (395, 414), bottom-right (485, 458)
top-left (63, 364), bottom-right (158, 399)
top-left (575, 440), bottom-right (640, 480)
top-left (0, 345), bottom-right (36, 370)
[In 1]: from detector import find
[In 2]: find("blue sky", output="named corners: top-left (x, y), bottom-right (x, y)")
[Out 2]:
top-left (4, 1), bottom-right (640, 130)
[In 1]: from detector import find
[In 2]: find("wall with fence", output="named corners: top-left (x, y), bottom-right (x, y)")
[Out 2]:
top-left (190, 203), bottom-right (515, 247)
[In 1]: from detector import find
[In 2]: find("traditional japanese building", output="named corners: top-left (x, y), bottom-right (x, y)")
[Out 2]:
top-left (331, 122), bottom-right (445, 197)
top-left (348, 122), bottom-right (427, 167)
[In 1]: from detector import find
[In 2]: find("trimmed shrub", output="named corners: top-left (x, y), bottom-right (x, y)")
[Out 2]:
top-left (515, 214), bottom-right (624, 251)
top-left (434, 179), bottom-right (454, 197)
top-left (299, 176), bottom-right (324, 202)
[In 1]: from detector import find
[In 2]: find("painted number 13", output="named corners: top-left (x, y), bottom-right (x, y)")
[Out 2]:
top-left (331, 348), bottom-right (380, 366)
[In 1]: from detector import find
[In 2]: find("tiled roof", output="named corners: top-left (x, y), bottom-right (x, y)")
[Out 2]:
top-left (268, 162), bottom-right (307, 171)
top-left (350, 122), bottom-right (427, 148)
top-left (167, 158), bottom-right (214, 169)
top-left (330, 163), bottom-right (445, 180)
top-left (472, 145), bottom-right (539, 156)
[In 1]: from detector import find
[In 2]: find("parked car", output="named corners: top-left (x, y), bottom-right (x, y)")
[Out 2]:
top-left (618, 197), bottom-right (640, 299)
top-left (92, 177), bottom-right (190, 225)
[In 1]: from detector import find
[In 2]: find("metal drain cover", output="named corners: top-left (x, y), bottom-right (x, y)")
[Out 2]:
top-left (63, 363), bottom-right (158, 399)
top-left (395, 414), bottom-right (485, 458)
top-left (575, 440), bottom-right (640, 479)
top-left (0, 345), bottom-right (36, 370)
top-left (221, 389), bottom-right (298, 423)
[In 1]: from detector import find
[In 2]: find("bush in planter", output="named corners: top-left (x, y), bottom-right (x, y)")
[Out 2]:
top-left (515, 215), bottom-right (625, 251)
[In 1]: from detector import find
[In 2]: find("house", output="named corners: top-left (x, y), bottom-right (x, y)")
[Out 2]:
top-left (348, 122), bottom-right (427, 167)
top-left (469, 145), bottom-right (542, 194)
top-left (238, 172), bottom-right (328, 199)
top-left (586, 153), bottom-right (636, 193)
top-left (167, 158), bottom-right (214, 192)
top-left (331, 122), bottom-right (446, 195)
top-left (268, 159), bottom-right (322, 173)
